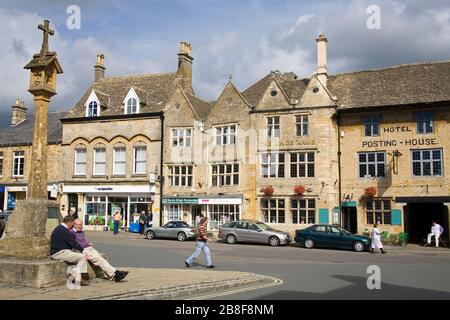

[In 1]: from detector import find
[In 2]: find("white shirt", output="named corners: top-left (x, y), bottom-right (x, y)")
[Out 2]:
top-left (61, 223), bottom-right (69, 229)
top-left (432, 224), bottom-right (444, 234)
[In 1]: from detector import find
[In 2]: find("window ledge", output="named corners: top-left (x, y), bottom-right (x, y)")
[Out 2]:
top-left (72, 175), bottom-right (87, 178)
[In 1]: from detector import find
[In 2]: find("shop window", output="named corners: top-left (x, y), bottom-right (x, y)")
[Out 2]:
top-left (290, 152), bottom-right (314, 178)
top-left (208, 204), bottom-right (240, 230)
top-left (366, 199), bottom-right (391, 225)
top-left (291, 198), bottom-right (316, 224)
top-left (12, 151), bottom-right (24, 177)
top-left (168, 165), bottom-right (193, 187)
top-left (412, 149), bottom-right (443, 177)
top-left (358, 152), bottom-right (385, 178)
top-left (215, 124), bottom-right (236, 145)
top-left (261, 199), bottom-right (285, 224)
top-left (85, 196), bottom-right (107, 226)
top-left (296, 115), bottom-right (309, 136)
top-left (261, 153), bottom-right (285, 178)
top-left (211, 163), bottom-right (239, 186)
top-left (166, 204), bottom-right (182, 221)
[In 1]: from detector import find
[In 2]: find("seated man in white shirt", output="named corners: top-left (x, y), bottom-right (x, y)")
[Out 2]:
top-left (425, 220), bottom-right (445, 247)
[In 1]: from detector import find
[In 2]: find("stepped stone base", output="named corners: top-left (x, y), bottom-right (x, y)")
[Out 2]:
top-left (0, 254), bottom-right (109, 288)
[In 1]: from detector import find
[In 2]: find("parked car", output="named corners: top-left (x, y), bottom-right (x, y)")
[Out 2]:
top-left (0, 211), bottom-right (12, 223)
top-left (144, 221), bottom-right (196, 241)
top-left (295, 224), bottom-right (371, 252)
top-left (218, 220), bottom-right (291, 247)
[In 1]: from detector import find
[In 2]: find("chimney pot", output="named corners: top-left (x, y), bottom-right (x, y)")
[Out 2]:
top-left (94, 54), bottom-right (106, 82)
top-left (177, 41), bottom-right (194, 95)
top-left (316, 33), bottom-right (328, 87)
top-left (11, 99), bottom-right (27, 126)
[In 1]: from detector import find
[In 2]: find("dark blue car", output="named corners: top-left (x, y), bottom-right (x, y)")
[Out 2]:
top-left (295, 224), bottom-right (371, 252)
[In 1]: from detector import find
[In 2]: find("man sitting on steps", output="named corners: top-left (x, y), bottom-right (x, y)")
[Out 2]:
top-left (71, 219), bottom-right (129, 282)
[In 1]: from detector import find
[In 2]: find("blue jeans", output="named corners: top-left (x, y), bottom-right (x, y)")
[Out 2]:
top-left (186, 241), bottom-right (212, 266)
top-left (113, 221), bottom-right (119, 235)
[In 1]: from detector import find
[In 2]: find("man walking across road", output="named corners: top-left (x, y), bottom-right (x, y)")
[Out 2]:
top-left (425, 220), bottom-right (444, 247)
top-left (185, 217), bottom-right (215, 269)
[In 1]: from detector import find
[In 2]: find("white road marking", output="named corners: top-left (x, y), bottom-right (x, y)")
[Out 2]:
top-left (184, 276), bottom-right (283, 300)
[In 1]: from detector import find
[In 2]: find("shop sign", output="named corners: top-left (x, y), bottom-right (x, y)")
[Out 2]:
top-left (198, 198), bottom-right (242, 205)
top-left (162, 198), bottom-right (198, 205)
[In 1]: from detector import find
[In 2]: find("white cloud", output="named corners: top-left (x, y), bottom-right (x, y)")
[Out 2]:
top-left (280, 14), bottom-right (316, 40)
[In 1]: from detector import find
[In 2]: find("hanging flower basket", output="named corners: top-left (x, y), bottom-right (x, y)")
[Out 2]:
top-left (363, 187), bottom-right (377, 198)
top-left (294, 185), bottom-right (306, 196)
top-left (260, 185), bottom-right (274, 197)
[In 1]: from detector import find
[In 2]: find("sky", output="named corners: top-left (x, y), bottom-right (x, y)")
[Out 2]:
top-left (0, 0), bottom-right (450, 128)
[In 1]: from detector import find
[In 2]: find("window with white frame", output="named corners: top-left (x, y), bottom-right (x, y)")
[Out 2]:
top-left (261, 153), bottom-right (285, 178)
top-left (267, 116), bottom-right (280, 138)
top-left (363, 116), bottom-right (380, 137)
top-left (261, 198), bottom-right (285, 223)
top-left (290, 152), bottom-right (315, 177)
top-left (168, 165), bottom-right (193, 187)
top-left (215, 124), bottom-right (236, 145)
top-left (172, 128), bottom-right (191, 147)
top-left (416, 112), bottom-right (434, 134)
top-left (358, 152), bottom-right (385, 178)
top-left (93, 147), bottom-right (106, 176)
top-left (74, 147), bottom-right (87, 176)
top-left (296, 115), bottom-right (309, 136)
top-left (412, 149), bottom-right (443, 176)
top-left (133, 146), bottom-right (147, 175)
top-left (0, 152), bottom-right (3, 177)
top-left (126, 98), bottom-right (138, 114)
top-left (12, 151), bottom-right (24, 177)
top-left (291, 198), bottom-right (316, 224)
top-left (166, 204), bottom-right (182, 221)
top-left (208, 205), bottom-right (240, 230)
top-left (211, 163), bottom-right (239, 186)
top-left (113, 147), bottom-right (126, 175)
top-left (366, 199), bottom-right (391, 225)
top-left (87, 101), bottom-right (99, 117)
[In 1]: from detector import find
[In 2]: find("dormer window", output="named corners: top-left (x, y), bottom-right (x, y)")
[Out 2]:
top-left (126, 98), bottom-right (138, 114)
top-left (123, 87), bottom-right (141, 115)
top-left (87, 101), bottom-right (98, 117)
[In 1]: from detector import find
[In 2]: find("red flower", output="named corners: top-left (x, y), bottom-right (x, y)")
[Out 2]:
top-left (260, 185), bottom-right (274, 196)
top-left (294, 185), bottom-right (306, 196)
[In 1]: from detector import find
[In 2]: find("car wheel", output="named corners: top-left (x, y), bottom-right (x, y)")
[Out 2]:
top-left (146, 230), bottom-right (155, 240)
top-left (177, 232), bottom-right (187, 241)
top-left (353, 241), bottom-right (365, 252)
top-left (226, 234), bottom-right (237, 244)
top-left (304, 239), bottom-right (315, 249)
top-left (269, 236), bottom-right (280, 247)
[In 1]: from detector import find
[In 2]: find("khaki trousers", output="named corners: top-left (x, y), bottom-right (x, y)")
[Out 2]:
top-left (51, 249), bottom-right (88, 281)
top-left (84, 246), bottom-right (116, 279)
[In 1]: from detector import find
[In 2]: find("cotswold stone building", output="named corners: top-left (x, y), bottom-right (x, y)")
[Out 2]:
top-left (0, 100), bottom-right (65, 211)
top-left (4, 34), bottom-right (448, 241)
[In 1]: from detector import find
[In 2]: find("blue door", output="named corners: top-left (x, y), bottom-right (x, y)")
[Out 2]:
top-left (319, 208), bottom-right (329, 224)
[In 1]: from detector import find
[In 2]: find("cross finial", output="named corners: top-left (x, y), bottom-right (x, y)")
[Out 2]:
top-left (229, 74), bottom-right (233, 82)
top-left (38, 20), bottom-right (54, 60)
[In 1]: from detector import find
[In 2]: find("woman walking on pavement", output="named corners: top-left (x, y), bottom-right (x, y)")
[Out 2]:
top-left (371, 223), bottom-right (386, 254)
top-left (185, 217), bottom-right (215, 268)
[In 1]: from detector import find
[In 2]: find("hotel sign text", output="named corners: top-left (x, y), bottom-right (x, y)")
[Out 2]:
top-left (362, 126), bottom-right (439, 148)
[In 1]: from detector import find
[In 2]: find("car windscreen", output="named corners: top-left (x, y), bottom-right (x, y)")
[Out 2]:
top-left (255, 222), bottom-right (273, 230)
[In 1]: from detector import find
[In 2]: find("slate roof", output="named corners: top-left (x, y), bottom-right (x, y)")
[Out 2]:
top-left (185, 93), bottom-right (213, 120)
top-left (328, 61), bottom-right (450, 109)
top-left (0, 111), bottom-right (67, 147)
top-left (242, 71), bottom-right (309, 106)
top-left (66, 72), bottom-right (179, 118)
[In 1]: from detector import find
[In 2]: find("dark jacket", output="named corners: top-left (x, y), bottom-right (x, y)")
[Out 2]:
top-left (50, 224), bottom-right (84, 255)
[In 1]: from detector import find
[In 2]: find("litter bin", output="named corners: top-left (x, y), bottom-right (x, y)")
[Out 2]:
top-left (129, 223), bottom-right (140, 233)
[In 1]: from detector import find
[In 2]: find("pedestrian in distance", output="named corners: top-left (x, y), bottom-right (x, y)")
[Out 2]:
top-left (113, 209), bottom-right (122, 235)
top-left (185, 217), bottom-right (215, 269)
top-left (69, 207), bottom-right (78, 220)
top-left (425, 220), bottom-right (444, 247)
top-left (370, 223), bottom-right (386, 254)
top-left (139, 210), bottom-right (147, 235)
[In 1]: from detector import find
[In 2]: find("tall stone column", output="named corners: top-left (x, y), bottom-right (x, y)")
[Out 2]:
top-left (0, 20), bottom-right (63, 259)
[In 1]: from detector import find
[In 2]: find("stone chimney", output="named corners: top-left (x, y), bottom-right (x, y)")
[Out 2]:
top-left (177, 41), bottom-right (194, 94)
top-left (11, 99), bottom-right (27, 126)
top-left (94, 54), bottom-right (106, 82)
top-left (316, 33), bottom-right (328, 86)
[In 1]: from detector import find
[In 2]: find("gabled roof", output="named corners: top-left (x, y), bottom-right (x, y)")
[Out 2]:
top-left (0, 111), bottom-right (67, 147)
top-left (185, 93), bottom-right (213, 120)
top-left (66, 72), bottom-right (178, 118)
top-left (328, 61), bottom-right (450, 110)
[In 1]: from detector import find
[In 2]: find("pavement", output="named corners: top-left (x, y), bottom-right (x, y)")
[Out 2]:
top-left (0, 268), bottom-right (274, 300)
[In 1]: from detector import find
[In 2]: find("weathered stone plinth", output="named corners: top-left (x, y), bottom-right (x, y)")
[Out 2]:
top-left (0, 198), bottom-right (58, 259)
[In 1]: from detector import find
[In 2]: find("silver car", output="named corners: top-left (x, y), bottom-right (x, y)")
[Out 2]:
top-left (218, 220), bottom-right (291, 247)
top-left (144, 221), bottom-right (196, 241)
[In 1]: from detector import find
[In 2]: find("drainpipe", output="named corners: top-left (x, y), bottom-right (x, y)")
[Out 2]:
top-left (337, 110), bottom-right (343, 227)
top-left (159, 114), bottom-right (165, 227)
